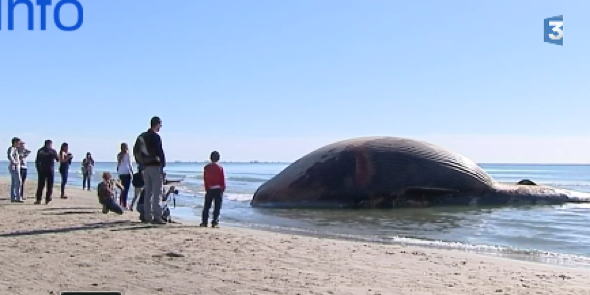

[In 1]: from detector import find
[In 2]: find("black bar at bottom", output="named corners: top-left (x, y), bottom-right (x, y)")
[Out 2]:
top-left (61, 292), bottom-right (122, 295)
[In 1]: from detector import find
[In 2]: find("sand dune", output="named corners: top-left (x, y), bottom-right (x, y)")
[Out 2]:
top-left (1, 178), bottom-right (590, 295)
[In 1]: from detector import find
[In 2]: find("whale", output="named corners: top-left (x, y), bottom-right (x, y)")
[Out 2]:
top-left (250, 137), bottom-right (590, 209)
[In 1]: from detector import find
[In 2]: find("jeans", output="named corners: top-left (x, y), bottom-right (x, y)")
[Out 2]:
top-left (59, 166), bottom-right (69, 197)
top-left (9, 167), bottom-right (22, 201)
top-left (36, 170), bottom-right (54, 202)
top-left (202, 188), bottom-right (223, 224)
top-left (20, 168), bottom-right (27, 198)
top-left (143, 166), bottom-right (163, 221)
top-left (82, 172), bottom-right (91, 190)
top-left (100, 197), bottom-right (124, 215)
top-left (118, 174), bottom-right (132, 208)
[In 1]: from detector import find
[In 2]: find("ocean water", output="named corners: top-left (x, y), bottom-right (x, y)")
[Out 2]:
top-left (6, 162), bottom-right (590, 266)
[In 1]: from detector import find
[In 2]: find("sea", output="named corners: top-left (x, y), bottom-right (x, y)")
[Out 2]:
top-left (6, 162), bottom-right (590, 267)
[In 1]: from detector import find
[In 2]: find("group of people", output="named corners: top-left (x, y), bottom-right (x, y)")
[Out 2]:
top-left (8, 116), bottom-right (228, 227)
top-left (116, 116), bottom-right (227, 227)
top-left (8, 138), bottom-right (75, 204)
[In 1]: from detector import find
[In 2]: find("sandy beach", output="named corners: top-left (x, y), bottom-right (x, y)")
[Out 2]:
top-left (0, 178), bottom-right (589, 295)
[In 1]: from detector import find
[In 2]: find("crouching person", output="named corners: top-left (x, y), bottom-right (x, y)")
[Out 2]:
top-left (97, 172), bottom-right (124, 215)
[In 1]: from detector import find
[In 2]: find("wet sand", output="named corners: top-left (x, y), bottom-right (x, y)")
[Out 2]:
top-left (1, 178), bottom-right (590, 295)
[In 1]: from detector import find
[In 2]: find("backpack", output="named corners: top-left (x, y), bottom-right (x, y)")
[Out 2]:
top-left (133, 132), bottom-right (148, 165)
top-left (132, 171), bottom-right (144, 188)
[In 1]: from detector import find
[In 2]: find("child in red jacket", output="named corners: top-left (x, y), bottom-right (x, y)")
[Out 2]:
top-left (200, 151), bottom-right (226, 228)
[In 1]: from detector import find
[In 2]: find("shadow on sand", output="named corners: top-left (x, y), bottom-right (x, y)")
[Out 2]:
top-left (41, 207), bottom-right (98, 211)
top-left (110, 224), bottom-right (195, 232)
top-left (0, 220), bottom-right (152, 238)
top-left (43, 211), bottom-right (97, 216)
top-left (0, 220), bottom-right (198, 238)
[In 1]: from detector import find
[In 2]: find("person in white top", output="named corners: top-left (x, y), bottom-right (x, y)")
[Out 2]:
top-left (117, 142), bottom-right (134, 209)
top-left (7, 137), bottom-right (23, 203)
top-left (18, 141), bottom-right (31, 200)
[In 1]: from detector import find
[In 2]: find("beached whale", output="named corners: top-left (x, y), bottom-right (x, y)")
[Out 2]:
top-left (250, 137), bottom-right (590, 209)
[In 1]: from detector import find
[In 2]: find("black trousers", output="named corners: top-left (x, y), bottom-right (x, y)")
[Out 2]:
top-left (36, 170), bottom-right (54, 202)
top-left (202, 188), bottom-right (223, 224)
top-left (118, 174), bottom-right (132, 207)
top-left (59, 166), bottom-right (68, 197)
top-left (20, 168), bottom-right (27, 197)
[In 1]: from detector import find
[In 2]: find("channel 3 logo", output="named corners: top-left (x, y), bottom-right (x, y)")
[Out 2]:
top-left (544, 15), bottom-right (563, 46)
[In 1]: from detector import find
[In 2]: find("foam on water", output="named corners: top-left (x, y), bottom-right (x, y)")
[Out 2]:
top-left (564, 189), bottom-right (590, 200)
top-left (216, 218), bottom-right (590, 267)
top-left (224, 193), bottom-right (255, 202)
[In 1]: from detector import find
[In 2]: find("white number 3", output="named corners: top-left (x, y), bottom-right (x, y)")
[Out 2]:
top-left (548, 21), bottom-right (563, 40)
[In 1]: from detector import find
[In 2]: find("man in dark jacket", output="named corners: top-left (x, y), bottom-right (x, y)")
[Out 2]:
top-left (133, 116), bottom-right (166, 224)
top-left (34, 140), bottom-right (59, 204)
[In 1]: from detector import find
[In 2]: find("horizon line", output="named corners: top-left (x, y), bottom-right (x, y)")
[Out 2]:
top-left (6, 161), bottom-right (590, 166)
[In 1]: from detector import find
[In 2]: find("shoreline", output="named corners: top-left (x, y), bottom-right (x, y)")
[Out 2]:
top-left (171, 199), bottom-right (590, 268)
top-left (2, 179), bottom-right (590, 294)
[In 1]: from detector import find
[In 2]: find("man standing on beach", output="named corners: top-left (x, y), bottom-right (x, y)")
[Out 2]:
top-left (34, 140), bottom-right (59, 204)
top-left (133, 116), bottom-right (166, 224)
top-left (7, 137), bottom-right (23, 203)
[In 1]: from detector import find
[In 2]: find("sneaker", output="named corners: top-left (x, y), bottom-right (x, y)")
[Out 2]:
top-left (102, 205), bottom-right (108, 214)
top-left (60, 196), bottom-right (67, 199)
top-left (199, 223), bottom-right (207, 227)
top-left (11, 199), bottom-right (24, 203)
top-left (211, 222), bottom-right (219, 228)
top-left (45, 198), bottom-right (52, 205)
top-left (34, 200), bottom-right (41, 205)
top-left (152, 219), bottom-right (166, 225)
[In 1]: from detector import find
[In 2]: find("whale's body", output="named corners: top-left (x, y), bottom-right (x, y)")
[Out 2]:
top-left (250, 137), bottom-right (588, 209)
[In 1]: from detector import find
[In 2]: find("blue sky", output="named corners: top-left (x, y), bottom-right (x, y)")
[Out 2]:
top-left (1, 0), bottom-right (588, 163)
